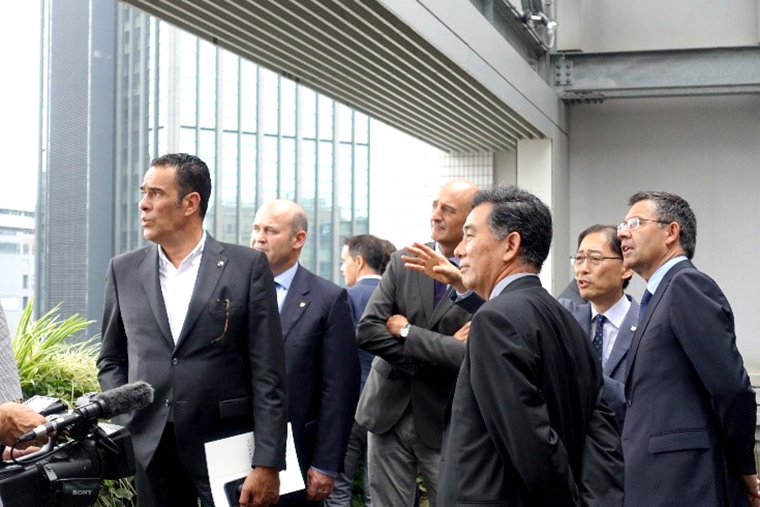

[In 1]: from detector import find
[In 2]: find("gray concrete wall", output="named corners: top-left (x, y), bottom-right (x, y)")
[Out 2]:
top-left (559, 0), bottom-right (759, 52)
top-left (567, 95), bottom-right (760, 375)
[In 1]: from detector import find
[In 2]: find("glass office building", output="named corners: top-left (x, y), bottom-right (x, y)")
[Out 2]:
top-left (115, 6), bottom-right (370, 281)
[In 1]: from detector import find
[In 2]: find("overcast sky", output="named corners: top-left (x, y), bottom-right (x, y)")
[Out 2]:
top-left (0, 2), bottom-right (40, 212)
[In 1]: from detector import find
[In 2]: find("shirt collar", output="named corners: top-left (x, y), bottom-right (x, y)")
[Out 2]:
top-left (357, 274), bottom-right (382, 282)
top-left (590, 293), bottom-right (631, 329)
top-left (158, 230), bottom-right (207, 270)
top-left (274, 262), bottom-right (299, 291)
top-left (489, 272), bottom-right (539, 300)
top-left (646, 255), bottom-right (688, 295)
top-left (435, 242), bottom-right (460, 267)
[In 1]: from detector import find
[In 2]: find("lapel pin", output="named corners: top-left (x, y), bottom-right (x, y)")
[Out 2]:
top-left (217, 260), bottom-right (224, 267)
top-left (630, 326), bottom-right (637, 332)
top-left (299, 301), bottom-right (306, 309)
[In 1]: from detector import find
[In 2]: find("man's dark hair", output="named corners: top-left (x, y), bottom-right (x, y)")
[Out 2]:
top-left (151, 153), bottom-right (212, 219)
top-left (577, 224), bottom-right (632, 289)
top-left (471, 185), bottom-right (552, 270)
top-left (344, 235), bottom-right (395, 275)
top-left (628, 191), bottom-right (696, 259)
top-left (379, 239), bottom-right (397, 274)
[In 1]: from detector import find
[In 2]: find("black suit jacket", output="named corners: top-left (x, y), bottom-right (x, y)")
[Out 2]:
top-left (623, 260), bottom-right (756, 506)
top-left (97, 235), bottom-right (288, 477)
top-left (279, 265), bottom-right (360, 479)
top-left (440, 276), bottom-right (621, 506)
top-left (356, 248), bottom-right (471, 450)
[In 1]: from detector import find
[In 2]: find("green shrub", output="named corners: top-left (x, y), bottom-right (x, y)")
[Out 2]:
top-left (13, 301), bottom-right (136, 507)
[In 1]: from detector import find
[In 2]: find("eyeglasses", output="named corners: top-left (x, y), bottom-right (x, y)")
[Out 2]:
top-left (211, 298), bottom-right (230, 343)
top-left (617, 216), bottom-right (670, 233)
top-left (570, 254), bottom-right (623, 267)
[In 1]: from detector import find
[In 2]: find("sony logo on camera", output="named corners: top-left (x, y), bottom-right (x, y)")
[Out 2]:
top-left (71, 490), bottom-right (95, 496)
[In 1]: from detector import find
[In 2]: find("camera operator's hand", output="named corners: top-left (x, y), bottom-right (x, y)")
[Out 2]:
top-left (238, 466), bottom-right (279, 507)
top-left (2, 444), bottom-right (40, 460)
top-left (0, 402), bottom-right (47, 447)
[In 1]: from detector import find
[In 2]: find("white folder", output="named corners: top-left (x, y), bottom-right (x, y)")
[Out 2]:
top-left (205, 423), bottom-right (305, 506)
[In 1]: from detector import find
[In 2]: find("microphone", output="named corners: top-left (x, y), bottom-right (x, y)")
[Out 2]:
top-left (17, 381), bottom-right (154, 443)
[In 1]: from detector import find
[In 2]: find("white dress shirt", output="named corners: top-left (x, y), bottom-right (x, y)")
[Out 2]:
top-left (590, 294), bottom-right (631, 368)
top-left (158, 231), bottom-right (207, 344)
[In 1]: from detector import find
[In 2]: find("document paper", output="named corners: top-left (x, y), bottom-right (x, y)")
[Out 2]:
top-left (205, 423), bottom-right (304, 506)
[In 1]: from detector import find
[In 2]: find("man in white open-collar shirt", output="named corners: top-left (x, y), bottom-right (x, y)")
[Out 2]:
top-left (98, 153), bottom-right (287, 507)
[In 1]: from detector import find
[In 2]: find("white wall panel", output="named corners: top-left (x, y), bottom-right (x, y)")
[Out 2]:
top-left (568, 95), bottom-right (760, 373)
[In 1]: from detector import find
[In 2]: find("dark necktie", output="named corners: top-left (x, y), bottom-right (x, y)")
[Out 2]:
top-left (433, 280), bottom-right (447, 307)
top-left (638, 289), bottom-right (653, 322)
top-left (592, 314), bottom-right (606, 364)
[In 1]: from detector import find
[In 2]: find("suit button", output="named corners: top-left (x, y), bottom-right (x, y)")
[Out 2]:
top-left (165, 399), bottom-right (171, 407)
top-left (171, 358), bottom-right (179, 365)
top-left (627, 400), bottom-right (632, 408)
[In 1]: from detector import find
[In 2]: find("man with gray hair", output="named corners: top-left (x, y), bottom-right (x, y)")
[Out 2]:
top-left (438, 185), bottom-right (622, 506)
top-left (356, 181), bottom-right (478, 507)
top-left (618, 191), bottom-right (759, 506)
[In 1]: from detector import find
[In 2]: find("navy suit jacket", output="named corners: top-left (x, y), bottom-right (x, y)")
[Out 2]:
top-left (279, 264), bottom-right (360, 480)
top-left (346, 278), bottom-right (380, 390)
top-left (622, 260), bottom-right (756, 506)
top-left (559, 295), bottom-right (639, 431)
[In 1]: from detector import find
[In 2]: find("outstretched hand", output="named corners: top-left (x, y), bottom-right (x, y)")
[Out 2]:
top-left (401, 242), bottom-right (466, 293)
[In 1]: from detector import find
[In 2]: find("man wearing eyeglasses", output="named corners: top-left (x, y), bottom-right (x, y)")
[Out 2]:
top-left (617, 191), bottom-right (759, 507)
top-left (560, 225), bottom-right (638, 432)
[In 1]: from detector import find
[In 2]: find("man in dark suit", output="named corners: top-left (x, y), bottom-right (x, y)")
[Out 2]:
top-left (560, 224), bottom-right (638, 431)
top-left (98, 153), bottom-right (287, 507)
top-left (251, 200), bottom-right (360, 505)
top-left (617, 191), bottom-right (759, 506)
top-left (326, 234), bottom-right (394, 507)
top-left (439, 185), bottom-right (622, 506)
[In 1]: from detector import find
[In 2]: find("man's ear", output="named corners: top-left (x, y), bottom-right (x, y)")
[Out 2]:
top-left (664, 221), bottom-right (681, 249)
top-left (183, 192), bottom-right (201, 216)
top-left (502, 231), bottom-right (521, 264)
top-left (622, 266), bottom-right (634, 284)
top-left (292, 230), bottom-right (307, 250)
top-left (354, 254), bottom-right (366, 271)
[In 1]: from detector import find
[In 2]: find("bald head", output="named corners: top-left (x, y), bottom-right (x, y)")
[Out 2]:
top-left (251, 200), bottom-right (308, 276)
top-left (430, 181), bottom-right (479, 257)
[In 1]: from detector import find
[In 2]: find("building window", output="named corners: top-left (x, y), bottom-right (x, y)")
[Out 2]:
top-left (114, 14), bottom-right (371, 283)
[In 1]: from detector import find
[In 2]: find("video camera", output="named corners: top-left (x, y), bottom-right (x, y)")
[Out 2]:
top-left (0, 382), bottom-right (153, 506)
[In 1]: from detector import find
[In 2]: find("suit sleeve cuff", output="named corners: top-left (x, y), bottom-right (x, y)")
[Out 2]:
top-left (310, 466), bottom-right (338, 478)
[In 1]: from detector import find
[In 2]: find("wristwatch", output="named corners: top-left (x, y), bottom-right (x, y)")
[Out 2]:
top-left (399, 323), bottom-right (412, 339)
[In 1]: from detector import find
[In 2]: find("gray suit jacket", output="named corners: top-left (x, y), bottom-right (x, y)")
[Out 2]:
top-left (355, 247), bottom-right (471, 450)
top-left (622, 260), bottom-right (756, 506)
top-left (97, 235), bottom-right (288, 477)
top-left (559, 295), bottom-right (639, 431)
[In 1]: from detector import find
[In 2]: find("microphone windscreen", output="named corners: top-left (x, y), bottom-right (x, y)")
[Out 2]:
top-left (95, 381), bottom-right (155, 419)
